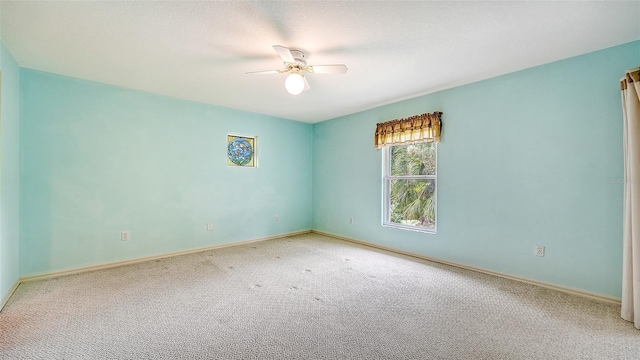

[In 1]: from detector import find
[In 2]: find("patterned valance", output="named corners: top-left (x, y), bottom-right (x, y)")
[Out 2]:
top-left (374, 111), bottom-right (442, 149)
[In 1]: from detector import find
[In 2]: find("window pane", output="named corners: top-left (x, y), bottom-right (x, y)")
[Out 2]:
top-left (389, 179), bottom-right (436, 230)
top-left (390, 142), bottom-right (436, 176)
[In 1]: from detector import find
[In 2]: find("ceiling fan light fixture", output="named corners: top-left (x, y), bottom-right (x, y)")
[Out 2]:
top-left (247, 45), bottom-right (347, 95)
top-left (285, 72), bottom-right (305, 95)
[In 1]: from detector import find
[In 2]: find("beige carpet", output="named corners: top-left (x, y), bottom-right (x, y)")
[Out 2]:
top-left (0, 233), bottom-right (638, 359)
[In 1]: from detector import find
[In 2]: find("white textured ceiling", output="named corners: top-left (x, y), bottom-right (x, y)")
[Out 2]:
top-left (2, 1), bottom-right (639, 123)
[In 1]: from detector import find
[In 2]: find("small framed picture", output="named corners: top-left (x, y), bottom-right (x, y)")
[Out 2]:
top-left (227, 134), bottom-right (257, 167)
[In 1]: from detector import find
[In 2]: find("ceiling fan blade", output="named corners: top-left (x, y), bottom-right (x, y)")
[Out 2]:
top-left (273, 45), bottom-right (295, 63)
top-left (245, 69), bottom-right (281, 75)
top-left (308, 64), bottom-right (348, 74)
top-left (303, 77), bottom-right (311, 92)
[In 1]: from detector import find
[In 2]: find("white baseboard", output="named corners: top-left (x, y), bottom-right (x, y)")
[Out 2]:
top-left (312, 230), bottom-right (621, 306)
top-left (0, 279), bottom-right (20, 312)
top-left (11, 229), bottom-right (620, 308)
top-left (20, 230), bottom-right (312, 283)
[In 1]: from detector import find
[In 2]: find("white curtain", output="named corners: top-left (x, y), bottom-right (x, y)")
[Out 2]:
top-left (622, 67), bottom-right (640, 329)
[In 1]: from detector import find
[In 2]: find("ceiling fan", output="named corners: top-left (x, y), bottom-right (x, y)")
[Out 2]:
top-left (246, 45), bottom-right (348, 95)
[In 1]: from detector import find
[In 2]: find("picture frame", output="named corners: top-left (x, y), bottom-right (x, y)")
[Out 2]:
top-left (227, 134), bottom-right (257, 167)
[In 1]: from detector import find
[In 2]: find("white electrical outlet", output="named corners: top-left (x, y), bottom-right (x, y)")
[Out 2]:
top-left (275, 215), bottom-right (279, 222)
top-left (206, 223), bottom-right (213, 231)
top-left (121, 231), bottom-right (130, 241)
top-left (349, 217), bottom-right (353, 224)
top-left (535, 245), bottom-right (545, 257)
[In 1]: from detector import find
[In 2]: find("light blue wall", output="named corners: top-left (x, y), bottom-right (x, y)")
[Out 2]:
top-left (20, 70), bottom-right (312, 277)
top-left (0, 41), bottom-right (21, 301)
top-left (313, 41), bottom-right (640, 298)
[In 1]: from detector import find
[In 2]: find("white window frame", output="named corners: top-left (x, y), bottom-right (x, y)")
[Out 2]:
top-left (382, 143), bottom-right (437, 234)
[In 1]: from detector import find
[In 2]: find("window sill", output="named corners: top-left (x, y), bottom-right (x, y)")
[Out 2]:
top-left (382, 223), bottom-right (437, 234)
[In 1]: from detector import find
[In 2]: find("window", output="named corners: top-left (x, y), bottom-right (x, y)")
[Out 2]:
top-left (383, 142), bottom-right (437, 233)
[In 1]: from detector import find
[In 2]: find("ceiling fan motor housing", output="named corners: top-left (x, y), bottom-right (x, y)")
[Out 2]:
top-left (289, 49), bottom-right (307, 68)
